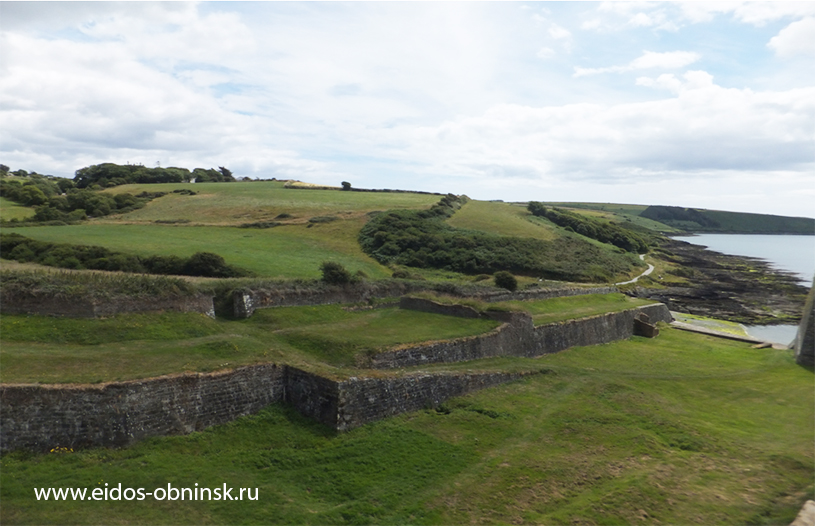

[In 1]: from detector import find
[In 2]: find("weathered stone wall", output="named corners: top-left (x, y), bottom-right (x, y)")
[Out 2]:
top-left (0, 364), bottom-right (285, 452)
top-left (284, 367), bottom-right (340, 429)
top-left (0, 292), bottom-right (215, 318)
top-left (335, 371), bottom-right (536, 431)
top-left (372, 303), bottom-right (672, 368)
top-left (530, 304), bottom-right (672, 356)
top-left (0, 365), bottom-right (536, 451)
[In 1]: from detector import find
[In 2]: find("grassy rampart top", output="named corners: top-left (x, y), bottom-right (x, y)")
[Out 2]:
top-left (1, 293), bottom-right (654, 384)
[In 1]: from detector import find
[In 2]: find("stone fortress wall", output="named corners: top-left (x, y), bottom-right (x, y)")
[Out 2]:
top-left (1, 294), bottom-right (672, 452)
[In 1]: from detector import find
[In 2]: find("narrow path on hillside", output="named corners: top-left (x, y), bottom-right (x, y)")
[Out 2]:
top-left (615, 254), bottom-right (654, 286)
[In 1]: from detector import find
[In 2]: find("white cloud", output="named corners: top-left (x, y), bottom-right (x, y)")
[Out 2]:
top-left (548, 24), bottom-right (571, 40)
top-left (768, 17), bottom-right (815, 57)
top-left (536, 47), bottom-right (556, 59)
top-left (372, 73), bottom-right (814, 196)
top-left (574, 51), bottom-right (700, 77)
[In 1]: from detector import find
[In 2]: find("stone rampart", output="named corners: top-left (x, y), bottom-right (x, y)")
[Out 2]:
top-left (0, 364), bottom-right (285, 452)
top-left (0, 292), bottom-right (215, 318)
top-left (529, 304), bottom-right (672, 356)
top-left (372, 303), bottom-right (672, 368)
top-left (0, 365), bottom-right (534, 452)
top-left (335, 371), bottom-right (536, 431)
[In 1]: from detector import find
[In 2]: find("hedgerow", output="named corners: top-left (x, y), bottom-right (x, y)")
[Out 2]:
top-left (0, 233), bottom-right (250, 278)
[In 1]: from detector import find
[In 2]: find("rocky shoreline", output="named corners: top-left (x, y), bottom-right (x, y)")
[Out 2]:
top-left (630, 238), bottom-right (809, 325)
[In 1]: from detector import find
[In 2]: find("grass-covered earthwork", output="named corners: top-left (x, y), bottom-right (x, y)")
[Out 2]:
top-left (0, 305), bottom-right (501, 383)
top-left (1, 327), bottom-right (811, 525)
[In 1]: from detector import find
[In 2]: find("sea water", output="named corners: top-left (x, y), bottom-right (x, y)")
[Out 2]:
top-left (672, 234), bottom-right (814, 345)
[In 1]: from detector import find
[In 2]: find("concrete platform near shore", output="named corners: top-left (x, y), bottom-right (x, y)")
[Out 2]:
top-left (670, 320), bottom-right (768, 345)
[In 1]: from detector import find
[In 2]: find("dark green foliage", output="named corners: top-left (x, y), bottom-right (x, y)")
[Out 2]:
top-left (641, 205), bottom-right (815, 234)
top-left (360, 196), bottom-right (640, 282)
top-left (1, 172), bottom-right (163, 223)
top-left (320, 261), bottom-right (353, 285)
top-left (527, 202), bottom-right (649, 253)
top-left (494, 271), bottom-right (517, 291)
top-left (341, 181), bottom-right (352, 191)
top-left (183, 252), bottom-right (241, 278)
top-left (308, 215), bottom-right (339, 223)
top-left (640, 205), bottom-right (720, 229)
top-left (72, 163), bottom-right (235, 189)
top-left (0, 233), bottom-right (249, 278)
top-left (239, 221), bottom-right (280, 229)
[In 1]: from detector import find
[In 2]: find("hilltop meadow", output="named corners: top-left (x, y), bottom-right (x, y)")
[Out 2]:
top-left (0, 165), bottom-right (812, 525)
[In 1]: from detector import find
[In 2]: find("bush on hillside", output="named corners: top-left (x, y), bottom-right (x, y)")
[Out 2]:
top-left (320, 261), bottom-right (352, 285)
top-left (494, 271), bottom-right (518, 291)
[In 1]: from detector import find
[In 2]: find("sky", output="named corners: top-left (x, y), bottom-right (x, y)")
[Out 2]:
top-left (1, 1), bottom-right (814, 218)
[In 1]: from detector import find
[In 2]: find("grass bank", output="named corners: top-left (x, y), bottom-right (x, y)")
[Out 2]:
top-left (0, 305), bottom-right (501, 383)
top-left (1, 327), bottom-right (811, 525)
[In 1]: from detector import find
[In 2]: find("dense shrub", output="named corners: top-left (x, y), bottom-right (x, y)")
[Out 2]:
top-left (494, 271), bottom-right (518, 291)
top-left (0, 233), bottom-right (249, 278)
top-left (527, 202), bottom-right (649, 253)
top-left (320, 261), bottom-right (353, 285)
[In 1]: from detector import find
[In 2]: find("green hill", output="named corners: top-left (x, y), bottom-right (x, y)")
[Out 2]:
top-left (548, 202), bottom-right (814, 234)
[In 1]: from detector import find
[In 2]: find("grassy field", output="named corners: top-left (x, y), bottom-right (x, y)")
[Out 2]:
top-left (446, 200), bottom-right (558, 241)
top-left (496, 293), bottom-right (655, 325)
top-left (5, 221), bottom-right (392, 280)
top-left (1, 327), bottom-right (811, 525)
top-left (0, 305), bottom-right (501, 383)
top-left (0, 197), bottom-right (36, 221)
top-left (103, 182), bottom-right (440, 225)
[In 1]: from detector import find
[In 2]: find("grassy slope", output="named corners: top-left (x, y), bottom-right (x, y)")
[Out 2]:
top-left (446, 200), bottom-right (558, 241)
top-left (550, 202), bottom-right (815, 234)
top-left (547, 202), bottom-right (681, 233)
top-left (5, 221), bottom-right (391, 279)
top-left (1, 328), bottom-right (811, 525)
top-left (497, 293), bottom-right (655, 325)
top-left (0, 306), bottom-right (501, 383)
top-left (0, 294), bottom-right (653, 383)
top-left (702, 209), bottom-right (815, 234)
top-left (103, 182), bottom-right (439, 225)
top-left (0, 197), bottom-right (35, 221)
top-left (2, 184), bottom-right (443, 279)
